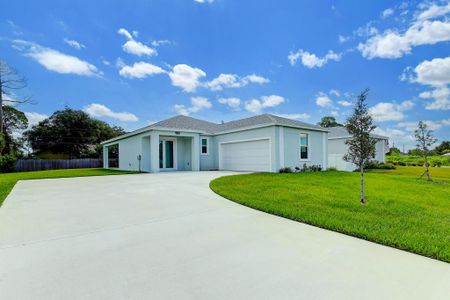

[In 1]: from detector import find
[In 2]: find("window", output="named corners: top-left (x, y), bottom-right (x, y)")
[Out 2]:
top-left (201, 137), bottom-right (209, 155)
top-left (300, 133), bottom-right (309, 160)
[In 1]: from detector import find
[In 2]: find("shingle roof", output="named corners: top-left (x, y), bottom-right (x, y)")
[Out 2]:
top-left (149, 115), bottom-right (220, 134)
top-left (102, 113), bottom-right (327, 144)
top-left (328, 126), bottom-right (388, 139)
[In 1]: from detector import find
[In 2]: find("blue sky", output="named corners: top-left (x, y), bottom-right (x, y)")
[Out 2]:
top-left (1, 0), bottom-right (449, 149)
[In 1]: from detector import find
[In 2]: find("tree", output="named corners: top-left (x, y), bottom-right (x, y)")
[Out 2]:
top-left (317, 116), bottom-right (343, 128)
top-left (0, 60), bottom-right (30, 153)
top-left (24, 108), bottom-right (125, 158)
top-left (1, 105), bottom-right (28, 156)
top-left (343, 89), bottom-right (377, 204)
top-left (414, 121), bottom-right (437, 181)
top-left (387, 147), bottom-right (400, 155)
top-left (435, 141), bottom-right (450, 155)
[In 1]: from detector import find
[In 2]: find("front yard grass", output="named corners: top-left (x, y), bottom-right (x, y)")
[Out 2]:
top-left (210, 166), bottom-right (450, 262)
top-left (0, 168), bottom-right (138, 206)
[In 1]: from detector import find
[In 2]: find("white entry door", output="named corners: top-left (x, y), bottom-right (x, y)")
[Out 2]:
top-left (159, 138), bottom-right (177, 170)
top-left (219, 139), bottom-right (271, 172)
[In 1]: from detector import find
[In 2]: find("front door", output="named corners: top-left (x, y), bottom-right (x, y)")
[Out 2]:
top-left (159, 138), bottom-right (177, 170)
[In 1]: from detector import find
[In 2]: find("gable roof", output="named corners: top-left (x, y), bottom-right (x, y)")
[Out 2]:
top-left (102, 114), bottom-right (327, 144)
top-left (328, 126), bottom-right (388, 140)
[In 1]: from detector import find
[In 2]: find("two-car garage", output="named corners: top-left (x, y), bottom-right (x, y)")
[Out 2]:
top-left (219, 138), bottom-right (271, 172)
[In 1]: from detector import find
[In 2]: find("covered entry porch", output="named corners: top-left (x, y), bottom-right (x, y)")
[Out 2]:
top-left (148, 131), bottom-right (200, 173)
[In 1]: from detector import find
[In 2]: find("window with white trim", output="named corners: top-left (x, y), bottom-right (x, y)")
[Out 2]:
top-left (300, 133), bottom-right (309, 160)
top-left (201, 137), bottom-right (209, 155)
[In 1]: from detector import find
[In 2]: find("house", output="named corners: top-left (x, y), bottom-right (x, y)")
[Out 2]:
top-left (327, 126), bottom-right (389, 171)
top-left (101, 114), bottom-right (329, 173)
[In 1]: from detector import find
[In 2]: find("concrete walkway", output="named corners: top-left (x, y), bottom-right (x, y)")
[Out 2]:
top-left (0, 171), bottom-right (449, 299)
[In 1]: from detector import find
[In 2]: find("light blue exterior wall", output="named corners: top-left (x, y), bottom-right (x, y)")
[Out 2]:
top-left (280, 126), bottom-right (327, 170)
top-left (213, 126), bottom-right (278, 171)
top-left (199, 135), bottom-right (216, 171)
top-left (103, 125), bottom-right (328, 173)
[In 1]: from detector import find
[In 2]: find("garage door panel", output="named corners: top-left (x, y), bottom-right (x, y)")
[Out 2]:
top-left (220, 139), bottom-right (271, 172)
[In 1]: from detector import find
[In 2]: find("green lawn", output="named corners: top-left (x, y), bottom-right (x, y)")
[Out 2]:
top-left (210, 166), bottom-right (450, 262)
top-left (0, 168), bottom-right (138, 206)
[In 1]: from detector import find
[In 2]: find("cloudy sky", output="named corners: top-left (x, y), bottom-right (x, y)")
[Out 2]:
top-left (1, 0), bottom-right (449, 149)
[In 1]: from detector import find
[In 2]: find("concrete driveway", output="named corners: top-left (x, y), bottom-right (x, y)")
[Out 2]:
top-left (0, 172), bottom-right (449, 299)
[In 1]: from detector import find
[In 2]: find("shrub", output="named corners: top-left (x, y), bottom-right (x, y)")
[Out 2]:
top-left (0, 154), bottom-right (17, 173)
top-left (328, 166), bottom-right (337, 171)
top-left (279, 167), bottom-right (293, 173)
top-left (365, 161), bottom-right (396, 170)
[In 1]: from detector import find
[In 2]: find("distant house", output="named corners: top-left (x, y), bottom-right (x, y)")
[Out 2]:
top-left (101, 114), bottom-right (329, 173)
top-left (327, 126), bottom-right (389, 171)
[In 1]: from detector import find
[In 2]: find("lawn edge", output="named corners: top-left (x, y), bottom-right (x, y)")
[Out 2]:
top-left (209, 175), bottom-right (450, 264)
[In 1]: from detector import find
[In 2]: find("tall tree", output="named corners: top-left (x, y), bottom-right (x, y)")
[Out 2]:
top-left (25, 108), bottom-right (125, 158)
top-left (1, 105), bottom-right (28, 155)
top-left (317, 116), bottom-right (343, 128)
top-left (414, 121), bottom-right (437, 181)
top-left (0, 60), bottom-right (30, 153)
top-left (343, 89), bottom-right (377, 204)
top-left (435, 141), bottom-right (450, 155)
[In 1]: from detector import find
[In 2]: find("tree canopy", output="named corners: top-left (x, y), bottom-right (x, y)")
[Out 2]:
top-left (24, 108), bottom-right (125, 158)
top-left (317, 116), bottom-right (343, 128)
top-left (1, 105), bottom-right (28, 156)
top-left (435, 141), bottom-right (450, 155)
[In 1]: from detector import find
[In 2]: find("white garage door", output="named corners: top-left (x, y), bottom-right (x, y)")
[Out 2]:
top-left (220, 139), bottom-right (271, 172)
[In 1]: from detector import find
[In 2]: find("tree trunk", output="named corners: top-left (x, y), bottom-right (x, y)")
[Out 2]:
top-left (360, 165), bottom-right (366, 204)
top-left (424, 154), bottom-right (431, 181)
top-left (0, 79), bottom-right (4, 154)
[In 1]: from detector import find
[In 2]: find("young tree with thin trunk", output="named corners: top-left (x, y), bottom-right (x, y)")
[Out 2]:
top-left (343, 89), bottom-right (377, 204)
top-left (414, 121), bottom-right (437, 182)
top-left (0, 60), bottom-right (30, 153)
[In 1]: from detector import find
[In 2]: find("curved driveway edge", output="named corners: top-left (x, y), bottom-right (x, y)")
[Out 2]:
top-left (0, 171), bottom-right (449, 299)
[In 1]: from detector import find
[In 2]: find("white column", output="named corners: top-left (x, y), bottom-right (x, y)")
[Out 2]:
top-left (103, 145), bottom-right (108, 168)
top-left (150, 132), bottom-right (160, 173)
top-left (191, 134), bottom-right (200, 171)
top-left (322, 132), bottom-right (328, 170)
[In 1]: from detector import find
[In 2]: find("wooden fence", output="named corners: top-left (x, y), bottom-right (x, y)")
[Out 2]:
top-left (15, 159), bottom-right (104, 172)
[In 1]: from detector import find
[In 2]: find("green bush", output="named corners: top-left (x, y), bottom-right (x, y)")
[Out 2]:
top-left (279, 167), bottom-right (293, 173)
top-left (364, 161), bottom-right (396, 170)
top-left (386, 155), bottom-right (450, 167)
top-left (0, 154), bottom-right (17, 173)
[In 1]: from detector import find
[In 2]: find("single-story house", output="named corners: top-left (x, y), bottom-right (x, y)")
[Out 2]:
top-left (101, 114), bottom-right (329, 173)
top-left (327, 126), bottom-right (389, 171)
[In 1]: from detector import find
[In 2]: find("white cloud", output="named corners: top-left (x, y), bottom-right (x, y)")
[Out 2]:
top-left (275, 113), bottom-right (310, 120)
top-left (315, 93), bottom-right (333, 108)
top-left (288, 49), bottom-right (341, 68)
top-left (421, 87), bottom-right (450, 110)
top-left (24, 112), bottom-right (48, 128)
top-left (381, 8), bottom-right (394, 19)
top-left (244, 95), bottom-right (285, 114)
top-left (218, 97), bottom-right (241, 110)
top-left (119, 61), bottom-right (166, 79)
top-left (329, 89), bottom-right (340, 97)
top-left (173, 97), bottom-right (212, 116)
top-left (168, 64), bottom-right (206, 92)
top-left (13, 40), bottom-right (101, 76)
top-left (337, 100), bottom-right (352, 106)
top-left (338, 35), bottom-right (350, 43)
top-left (373, 127), bottom-right (413, 143)
top-left (442, 118), bottom-right (450, 126)
top-left (117, 28), bottom-right (157, 57)
top-left (412, 56), bottom-right (450, 86)
top-left (84, 103), bottom-right (138, 122)
top-left (416, 2), bottom-right (450, 21)
top-left (404, 56), bottom-right (450, 110)
top-left (64, 38), bottom-right (85, 50)
top-left (369, 100), bottom-right (414, 122)
top-left (151, 39), bottom-right (171, 47)
top-left (194, 0), bottom-right (214, 3)
top-left (206, 73), bottom-right (269, 91)
top-left (358, 3), bottom-right (450, 59)
top-left (397, 120), bottom-right (442, 131)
